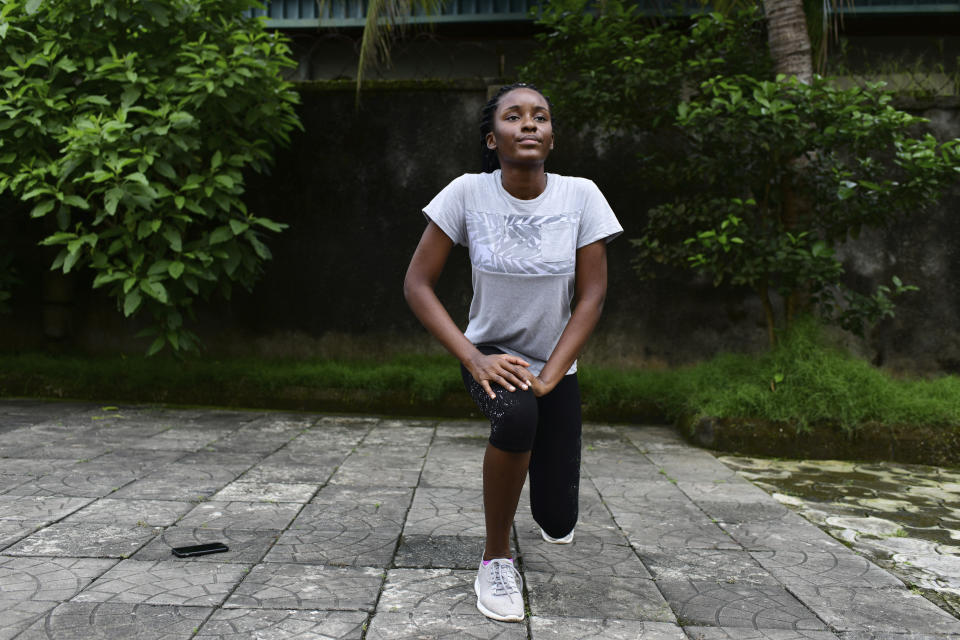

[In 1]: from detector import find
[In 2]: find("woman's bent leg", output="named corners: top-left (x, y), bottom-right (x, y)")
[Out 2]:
top-left (529, 373), bottom-right (582, 539)
top-left (461, 349), bottom-right (538, 559)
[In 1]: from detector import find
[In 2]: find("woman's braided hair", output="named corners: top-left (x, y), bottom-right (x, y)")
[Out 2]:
top-left (480, 82), bottom-right (556, 173)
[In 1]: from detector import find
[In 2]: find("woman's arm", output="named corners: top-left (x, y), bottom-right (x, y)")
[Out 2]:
top-left (529, 239), bottom-right (608, 396)
top-left (403, 221), bottom-right (532, 399)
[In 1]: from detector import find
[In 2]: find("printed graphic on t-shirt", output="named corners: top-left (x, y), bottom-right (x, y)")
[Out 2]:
top-left (466, 211), bottom-right (576, 276)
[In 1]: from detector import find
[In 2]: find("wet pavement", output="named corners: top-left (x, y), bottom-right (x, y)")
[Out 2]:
top-left (1, 400), bottom-right (959, 639)
top-left (720, 454), bottom-right (960, 621)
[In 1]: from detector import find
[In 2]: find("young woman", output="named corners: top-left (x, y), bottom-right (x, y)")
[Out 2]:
top-left (403, 82), bottom-right (622, 622)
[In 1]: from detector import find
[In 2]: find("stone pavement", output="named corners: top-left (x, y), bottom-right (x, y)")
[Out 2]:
top-left (1, 400), bottom-right (959, 639)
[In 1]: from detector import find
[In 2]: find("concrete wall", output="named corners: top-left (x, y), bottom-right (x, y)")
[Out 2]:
top-left (1, 84), bottom-right (958, 372)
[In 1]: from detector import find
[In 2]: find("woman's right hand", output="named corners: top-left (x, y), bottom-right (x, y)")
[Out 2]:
top-left (467, 353), bottom-right (532, 399)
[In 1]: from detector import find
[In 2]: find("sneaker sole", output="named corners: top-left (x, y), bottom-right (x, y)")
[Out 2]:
top-left (541, 529), bottom-right (574, 544)
top-left (474, 577), bottom-right (525, 622)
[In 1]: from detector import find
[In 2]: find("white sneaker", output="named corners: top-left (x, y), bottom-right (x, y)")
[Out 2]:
top-left (541, 527), bottom-right (574, 544)
top-left (474, 558), bottom-right (524, 622)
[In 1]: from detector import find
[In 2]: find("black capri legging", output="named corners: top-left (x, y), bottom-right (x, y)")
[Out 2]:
top-left (460, 345), bottom-right (582, 539)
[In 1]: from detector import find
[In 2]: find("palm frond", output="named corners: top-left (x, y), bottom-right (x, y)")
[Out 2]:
top-left (350, 0), bottom-right (444, 103)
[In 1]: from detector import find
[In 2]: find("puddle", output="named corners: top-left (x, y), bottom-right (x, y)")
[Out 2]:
top-left (717, 454), bottom-right (960, 618)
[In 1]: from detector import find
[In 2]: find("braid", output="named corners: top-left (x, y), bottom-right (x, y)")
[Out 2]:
top-left (480, 82), bottom-right (556, 173)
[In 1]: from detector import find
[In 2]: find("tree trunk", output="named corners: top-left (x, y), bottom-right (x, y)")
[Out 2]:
top-left (763, 0), bottom-right (814, 83)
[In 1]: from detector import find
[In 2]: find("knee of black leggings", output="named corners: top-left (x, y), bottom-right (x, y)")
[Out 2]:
top-left (487, 396), bottom-right (537, 452)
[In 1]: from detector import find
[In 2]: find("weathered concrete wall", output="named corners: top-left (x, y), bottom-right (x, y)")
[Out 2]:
top-left (1, 84), bottom-right (958, 373)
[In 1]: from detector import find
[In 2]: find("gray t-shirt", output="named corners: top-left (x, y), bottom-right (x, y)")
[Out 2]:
top-left (423, 170), bottom-right (623, 375)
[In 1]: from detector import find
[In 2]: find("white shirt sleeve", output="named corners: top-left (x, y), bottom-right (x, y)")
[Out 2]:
top-left (422, 175), bottom-right (469, 246)
top-left (577, 179), bottom-right (623, 248)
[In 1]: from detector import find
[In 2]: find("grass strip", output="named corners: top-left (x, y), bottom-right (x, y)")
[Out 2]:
top-left (2, 319), bottom-right (959, 433)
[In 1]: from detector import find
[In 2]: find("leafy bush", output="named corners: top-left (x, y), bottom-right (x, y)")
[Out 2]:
top-left (634, 75), bottom-right (960, 343)
top-left (521, 0), bottom-right (772, 133)
top-left (0, 0), bottom-right (302, 354)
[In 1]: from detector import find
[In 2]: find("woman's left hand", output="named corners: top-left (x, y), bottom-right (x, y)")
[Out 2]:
top-left (527, 375), bottom-right (558, 398)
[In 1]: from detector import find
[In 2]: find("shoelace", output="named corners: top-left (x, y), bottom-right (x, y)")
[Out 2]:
top-left (489, 560), bottom-right (522, 597)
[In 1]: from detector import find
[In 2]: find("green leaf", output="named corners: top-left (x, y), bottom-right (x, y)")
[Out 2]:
top-left (139, 280), bottom-right (169, 304)
top-left (228, 219), bottom-right (249, 235)
top-left (104, 188), bottom-right (123, 216)
top-left (123, 289), bottom-right (143, 318)
top-left (209, 226), bottom-right (233, 244)
top-left (162, 227), bottom-right (182, 252)
top-left (127, 172), bottom-right (149, 186)
top-left (168, 261), bottom-right (185, 279)
top-left (146, 336), bottom-right (165, 357)
top-left (30, 200), bottom-right (55, 218)
top-left (25, 0), bottom-right (43, 15)
top-left (62, 195), bottom-right (90, 209)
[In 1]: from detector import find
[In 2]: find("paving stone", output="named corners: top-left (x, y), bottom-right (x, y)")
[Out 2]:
top-left (173, 451), bottom-right (265, 468)
top-left (655, 579), bottom-right (829, 630)
top-left (719, 511), bottom-right (851, 552)
top-left (3, 522), bottom-right (161, 558)
top-left (420, 443), bottom-right (483, 489)
top-left (0, 556), bottom-right (116, 601)
top-left (206, 433), bottom-right (293, 454)
top-left (81, 450), bottom-right (184, 475)
top-left (310, 486), bottom-right (414, 515)
top-left (0, 474), bottom-right (31, 494)
top-left (0, 520), bottom-right (43, 550)
top-left (0, 557), bottom-right (116, 639)
top-left (293, 423), bottom-right (372, 449)
top-left (677, 480), bottom-right (774, 503)
top-left (525, 571), bottom-right (675, 621)
top-left (837, 634), bottom-right (960, 640)
top-left (195, 608), bottom-right (367, 639)
top-left (63, 498), bottom-right (195, 527)
top-left (646, 451), bottom-right (741, 482)
top-left (19, 443), bottom-right (111, 460)
top-left (582, 447), bottom-right (665, 480)
top-left (16, 602), bottom-right (213, 639)
top-left (210, 481), bottom-right (318, 503)
top-left (637, 548), bottom-right (780, 585)
top-left (72, 558), bottom-right (250, 606)
top-left (260, 449), bottom-right (350, 467)
top-left (0, 458), bottom-right (76, 476)
top-left (590, 477), bottom-right (693, 510)
top-left (515, 522), bottom-right (650, 578)
top-left (788, 585), bottom-right (960, 634)
top-left (134, 527), bottom-right (280, 564)
top-left (366, 612), bottom-right (525, 639)
top-left (5, 470), bottom-right (137, 498)
top-left (290, 501), bottom-right (406, 531)
top-left (403, 488), bottom-right (485, 537)
top-left (432, 421), bottom-right (489, 443)
top-left (394, 535), bottom-right (486, 569)
top-left (363, 424), bottom-right (435, 447)
top-left (0, 495), bottom-right (93, 524)
top-left (0, 600), bottom-right (59, 640)
top-left (377, 568), bottom-right (481, 617)
top-left (331, 446), bottom-right (426, 487)
top-left (266, 524), bottom-right (401, 567)
top-left (178, 501), bottom-right (302, 530)
top-left (225, 563), bottom-right (383, 610)
top-left (751, 548), bottom-right (905, 589)
top-left (111, 465), bottom-right (240, 501)
top-left (129, 428), bottom-right (232, 452)
top-left (240, 462), bottom-right (339, 483)
top-left (529, 617), bottom-right (687, 639)
top-left (683, 628), bottom-right (841, 639)
top-left (621, 426), bottom-right (690, 452)
top-left (618, 509), bottom-right (742, 552)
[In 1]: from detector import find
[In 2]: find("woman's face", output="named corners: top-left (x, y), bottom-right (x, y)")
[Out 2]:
top-left (486, 88), bottom-right (554, 169)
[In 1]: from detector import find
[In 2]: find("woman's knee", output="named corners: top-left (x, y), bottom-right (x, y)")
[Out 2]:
top-left (487, 390), bottom-right (538, 452)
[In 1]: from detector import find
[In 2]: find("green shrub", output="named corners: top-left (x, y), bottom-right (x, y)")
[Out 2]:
top-left (0, 0), bottom-right (302, 354)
